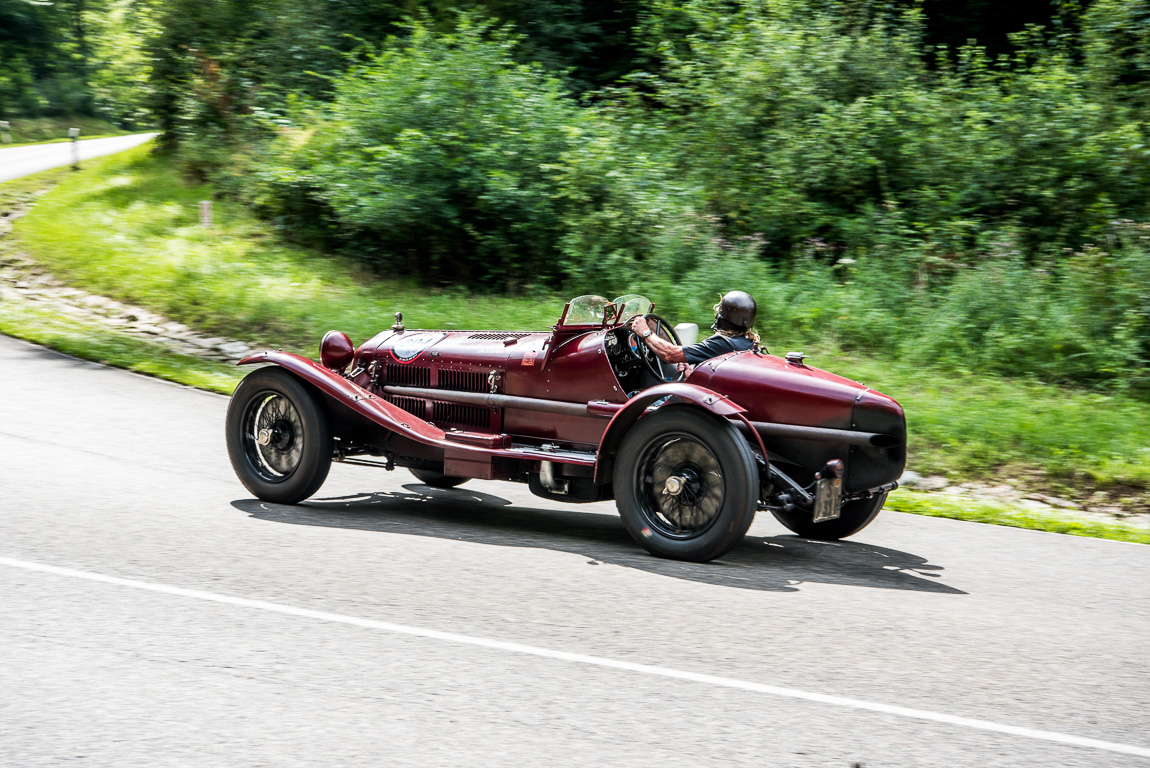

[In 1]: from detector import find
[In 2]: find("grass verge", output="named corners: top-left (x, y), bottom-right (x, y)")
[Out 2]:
top-left (885, 489), bottom-right (1150, 545)
top-left (2, 145), bottom-right (1148, 544)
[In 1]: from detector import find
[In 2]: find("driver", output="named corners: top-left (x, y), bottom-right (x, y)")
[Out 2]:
top-left (631, 291), bottom-right (760, 371)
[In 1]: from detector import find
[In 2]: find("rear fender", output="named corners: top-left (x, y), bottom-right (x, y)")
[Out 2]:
top-left (594, 383), bottom-right (746, 484)
top-left (238, 351), bottom-right (446, 444)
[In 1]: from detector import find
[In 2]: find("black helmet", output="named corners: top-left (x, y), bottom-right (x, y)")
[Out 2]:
top-left (713, 290), bottom-right (756, 334)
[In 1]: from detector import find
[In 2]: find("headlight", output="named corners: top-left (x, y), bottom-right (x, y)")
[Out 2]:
top-left (320, 330), bottom-right (355, 371)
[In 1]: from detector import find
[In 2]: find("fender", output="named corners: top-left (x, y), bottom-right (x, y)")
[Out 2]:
top-left (238, 351), bottom-right (447, 445)
top-left (593, 382), bottom-right (746, 484)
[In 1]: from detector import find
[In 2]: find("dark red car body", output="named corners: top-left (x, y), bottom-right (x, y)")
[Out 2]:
top-left (229, 296), bottom-right (906, 560)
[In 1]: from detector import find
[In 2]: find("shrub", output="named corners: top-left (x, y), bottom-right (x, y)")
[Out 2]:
top-left (639, 0), bottom-right (1150, 259)
top-left (265, 17), bottom-right (583, 289)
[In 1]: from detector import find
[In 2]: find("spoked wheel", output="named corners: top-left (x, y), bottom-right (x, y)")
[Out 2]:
top-left (615, 408), bottom-right (757, 562)
top-left (771, 492), bottom-right (888, 541)
top-left (408, 467), bottom-right (469, 489)
top-left (226, 368), bottom-right (332, 504)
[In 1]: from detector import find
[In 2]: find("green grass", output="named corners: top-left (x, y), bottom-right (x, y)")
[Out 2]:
top-left (885, 489), bottom-right (1150, 545)
top-left (0, 116), bottom-right (133, 146)
top-left (2, 144), bottom-right (1148, 543)
top-left (0, 298), bottom-right (243, 394)
top-left (818, 352), bottom-right (1150, 492)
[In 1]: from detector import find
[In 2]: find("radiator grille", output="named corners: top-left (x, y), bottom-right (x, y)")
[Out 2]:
top-left (467, 332), bottom-right (532, 340)
top-left (384, 395), bottom-right (423, 415)
top-left (433, 402), bottom-right (490, 428)
top-left (438, 369), bottom-right (487, 392)
top-left (384, 364), bottom-right (430, 388)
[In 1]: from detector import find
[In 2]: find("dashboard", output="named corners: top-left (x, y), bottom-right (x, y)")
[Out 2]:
top-left (604, 326), bottom-right (654, 395)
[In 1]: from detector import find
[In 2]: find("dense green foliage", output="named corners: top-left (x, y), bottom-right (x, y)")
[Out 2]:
top-left (257, 18), bottom-right (741, 292)
top-left (265, 21), bottom-right (586, 287)
top-left (644, 1), bottom-right (1149, 255)
top-left (0, 0), bottom-right (156, 125)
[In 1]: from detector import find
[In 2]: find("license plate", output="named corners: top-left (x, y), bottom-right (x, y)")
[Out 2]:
top-left (813, 477), bottom-right (842, 522)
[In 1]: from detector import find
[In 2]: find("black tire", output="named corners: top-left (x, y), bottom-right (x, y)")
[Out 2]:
top-left (409, 468), bottom-right (469, 488)
top-left (614, 408), bottom-right (758, 562)
top-left (771, 492), bottom-right (887, 540)
top-left (226, 367), bottom-right (333, 504)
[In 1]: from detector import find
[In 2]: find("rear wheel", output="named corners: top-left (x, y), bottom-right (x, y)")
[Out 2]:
top-left (226, 368), bottom-right (332, 504)
top-left (614, 408), bottom-right (757, 562)
top-left (408, 468), bottom-right (469, 489)
top-left (771, 492), bottom-right (887, 540)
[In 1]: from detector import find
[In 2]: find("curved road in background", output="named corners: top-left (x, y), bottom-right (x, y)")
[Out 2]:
top-left (0, 132), bottom-right (159, 182)
top-left (1, 334), bottom-right (1148, 766)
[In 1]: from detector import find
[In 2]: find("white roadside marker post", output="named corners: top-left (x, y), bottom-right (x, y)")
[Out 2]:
top-left (199, 201), bottom-right (213, 228)
top-left (0, 121), bottom-right (10, 144)
top-left (69, 127), bottom-right (80, 169)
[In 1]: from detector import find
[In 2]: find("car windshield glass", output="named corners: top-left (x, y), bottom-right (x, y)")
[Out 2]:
top-left (612, 294), bottom-right (652, 319)
top-left (564, 295), bottom-right (611, 326)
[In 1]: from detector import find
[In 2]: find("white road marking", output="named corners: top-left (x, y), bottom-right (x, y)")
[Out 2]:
top-left (3, 554), bottom-right (1148, 760)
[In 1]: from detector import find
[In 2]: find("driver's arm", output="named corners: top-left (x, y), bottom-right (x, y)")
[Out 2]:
top-left (632, 317), bottom-right (686, 364)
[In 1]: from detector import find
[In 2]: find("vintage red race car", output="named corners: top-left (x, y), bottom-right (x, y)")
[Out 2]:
top-left (225, 294), bottom-right (905, 562)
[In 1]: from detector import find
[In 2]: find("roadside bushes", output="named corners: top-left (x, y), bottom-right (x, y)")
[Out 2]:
top-left (638, 0), bottom-right (1150, 259)
top-left (289, 18), bottom-right (580, 288)
top-left (261, 17), bottom-right (737, 292)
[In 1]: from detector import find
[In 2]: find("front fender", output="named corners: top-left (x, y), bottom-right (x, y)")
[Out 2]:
top-left (238, 351), bottom-right (446, 445)
top-left (593, 382), bottom-right (746, 484)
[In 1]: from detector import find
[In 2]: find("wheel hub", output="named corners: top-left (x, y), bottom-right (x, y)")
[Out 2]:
top-left (244, 392), bottom-right (305, 480)
top-left (645, 436), bottom-right (724, 537)
top-left (662, 468), bottom-right (703, 505)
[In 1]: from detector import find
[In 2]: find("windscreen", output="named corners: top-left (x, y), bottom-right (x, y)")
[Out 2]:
top-left (612, 294), bottom-right (653, 319)
top-left (563, 295), bottom-right (611, 326)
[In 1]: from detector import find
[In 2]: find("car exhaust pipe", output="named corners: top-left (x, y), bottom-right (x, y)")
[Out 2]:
top-left (741, 420), bottom-right (900, 448)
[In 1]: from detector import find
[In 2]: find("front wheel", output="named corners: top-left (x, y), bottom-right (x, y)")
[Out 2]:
top-left (614, 408), bottom-right (758, 562)
top-left (771, 492), bottom-right (887, 540)
top-left (226, 367), bottom-right (333, 504)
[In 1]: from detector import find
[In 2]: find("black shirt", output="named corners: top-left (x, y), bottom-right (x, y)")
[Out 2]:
top-left (683, 333), bottom-right (756, 365)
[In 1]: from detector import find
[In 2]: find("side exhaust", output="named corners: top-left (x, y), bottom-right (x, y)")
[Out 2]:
top-left (739, 420), bottom-right (901, 448)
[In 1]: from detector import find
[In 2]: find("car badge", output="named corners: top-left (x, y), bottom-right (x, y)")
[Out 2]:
top-left (390, 332), bottom-right (446, 363)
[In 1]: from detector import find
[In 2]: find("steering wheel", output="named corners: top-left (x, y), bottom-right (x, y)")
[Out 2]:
top-left (631, 313), bottom-right (684, 383)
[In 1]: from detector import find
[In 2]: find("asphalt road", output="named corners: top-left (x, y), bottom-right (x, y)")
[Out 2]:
top-left (1, 333), bottom-right (1148, 767)
top-left (0, 133), bottom-right (159, 182)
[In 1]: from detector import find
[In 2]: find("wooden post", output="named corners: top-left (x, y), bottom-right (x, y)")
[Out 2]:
top-left (199, 201), bottom-right (213, 228)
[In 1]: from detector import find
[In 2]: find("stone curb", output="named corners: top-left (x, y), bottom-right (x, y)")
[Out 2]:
top-left (1, 189), bottom-right (253, 364)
